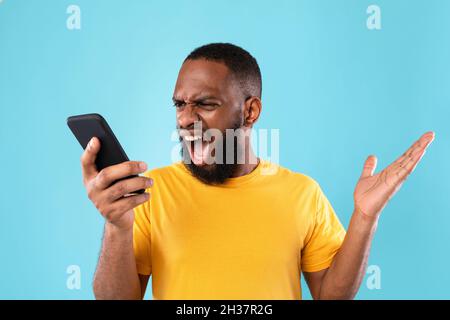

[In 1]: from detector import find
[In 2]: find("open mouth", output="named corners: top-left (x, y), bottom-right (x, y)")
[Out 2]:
top-left (181, 133), bottom-right (222, 166)
top-left (183, 134), bottom-right (214, 166)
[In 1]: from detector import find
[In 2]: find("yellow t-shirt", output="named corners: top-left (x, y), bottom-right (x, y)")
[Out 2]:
top-left (133, 160), bottom-right (346, 300)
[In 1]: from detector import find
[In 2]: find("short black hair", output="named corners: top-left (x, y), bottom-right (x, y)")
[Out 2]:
top-left (184, 43), bottom-right (262, 99)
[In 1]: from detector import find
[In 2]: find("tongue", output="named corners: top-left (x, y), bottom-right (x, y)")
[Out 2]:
top-left (189, 140), bottom-right (211, 166)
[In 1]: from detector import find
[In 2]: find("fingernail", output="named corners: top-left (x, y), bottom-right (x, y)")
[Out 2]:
top-left (146, 178), bottom-right (153, 187)
top-left (88, 138), bottom-right (93, 149)
top-left (139, 162), bottom-right (147, 170)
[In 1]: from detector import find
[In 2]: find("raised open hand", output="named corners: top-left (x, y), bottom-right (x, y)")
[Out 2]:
top-left (354, 132), bottom-right (435, 219)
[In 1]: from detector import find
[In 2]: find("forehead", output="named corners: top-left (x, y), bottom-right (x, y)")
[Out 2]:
top-left (173, 59), bottom-right (234, 100)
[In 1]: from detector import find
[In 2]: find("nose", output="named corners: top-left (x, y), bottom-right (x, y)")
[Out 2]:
top-left (177, 104), bottom-right (200, 130)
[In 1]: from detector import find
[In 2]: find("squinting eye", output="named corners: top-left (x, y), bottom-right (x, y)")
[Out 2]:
top-left (198, 103), bottom-right (219, 110)
top-left (173, 102), bottom-right (185, 108)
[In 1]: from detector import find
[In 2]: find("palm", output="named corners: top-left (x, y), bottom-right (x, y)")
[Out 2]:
top-left (354, 132), bottom-right (435, 218)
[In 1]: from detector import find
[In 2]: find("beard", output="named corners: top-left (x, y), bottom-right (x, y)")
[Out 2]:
top-left (178, 117), bottom-right (243, 185)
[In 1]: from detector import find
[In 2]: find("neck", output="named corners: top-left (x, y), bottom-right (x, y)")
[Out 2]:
top-left (230, 146), bottom-right (259, 178)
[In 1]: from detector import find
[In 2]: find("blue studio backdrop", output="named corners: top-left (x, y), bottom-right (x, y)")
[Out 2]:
top-left (0, 0), bottom-right (449, 299)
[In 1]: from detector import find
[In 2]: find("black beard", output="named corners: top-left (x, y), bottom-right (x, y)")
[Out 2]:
top-left (178, 120), bottom-right (242, 185)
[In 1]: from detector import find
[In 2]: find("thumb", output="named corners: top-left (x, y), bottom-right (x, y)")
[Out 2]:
top-left (360, 155), bottom-right (377, 178)
top-left (81, 137), bottom-right (101, 182)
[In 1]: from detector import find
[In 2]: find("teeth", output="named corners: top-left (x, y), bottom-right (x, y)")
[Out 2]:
top-left (184, 135), bottom-right (202, 142)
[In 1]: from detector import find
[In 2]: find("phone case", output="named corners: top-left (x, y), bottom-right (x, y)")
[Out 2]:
top-left (67, 113), bottom-right (145, 194)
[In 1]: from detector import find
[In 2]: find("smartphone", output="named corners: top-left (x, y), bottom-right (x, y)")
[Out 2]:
top-left (67, 113), bottom-right (145, 194)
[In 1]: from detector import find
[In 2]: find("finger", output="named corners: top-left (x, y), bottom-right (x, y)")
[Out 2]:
top-left (395, 131), bottom-right (435, 164)
top-left (395, 147), bottom-right (427, 181)
top-left (106, 192), bottom-right (150, 221)
top-left (421, 131), bottom-right (435, 149)
top-left (81, 137), bottom-right (101, 182)
top-left (95, 161), bottom-right (148, 190)
top-left (395, 132), bottom-right (433, 163)
top-left (399, 144), bottom-right (424, 168)
top-left (398, 131), bottom-right (435, 168)
top-left (105, 176), bottom-right (153, 202)
top-left (360, 155), bottom-right (378, 178)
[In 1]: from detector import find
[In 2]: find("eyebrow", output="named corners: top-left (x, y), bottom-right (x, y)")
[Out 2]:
top-left (172, 95), bottom-right (221, 103)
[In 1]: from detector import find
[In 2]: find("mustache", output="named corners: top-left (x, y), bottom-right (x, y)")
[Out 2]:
top-left (177, 128), bottom-right (205, 138)
top-left (176, 122), bottom-right (208, 136)
top-left (176, 115), bottom-right (244, 142)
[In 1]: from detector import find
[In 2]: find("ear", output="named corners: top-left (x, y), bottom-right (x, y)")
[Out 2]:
top-left (243, 97), bottom-right (262, 128)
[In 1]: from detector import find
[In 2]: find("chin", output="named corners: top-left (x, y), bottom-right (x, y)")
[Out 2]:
top-left (194, 162), bottom-right (217, 170)
top-left (183, 158), bottom-right (237, 185)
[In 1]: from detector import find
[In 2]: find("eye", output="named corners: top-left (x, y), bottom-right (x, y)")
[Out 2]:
top-left (198, 102), bottom-right (219, 110)
top-left (173, 101), bottom-right (185, 108)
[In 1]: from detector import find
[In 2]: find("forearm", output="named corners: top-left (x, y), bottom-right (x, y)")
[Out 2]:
top-left (319, 209), bottom-right (379, 299)
top-left (93, 222), bottom-right (142, 300)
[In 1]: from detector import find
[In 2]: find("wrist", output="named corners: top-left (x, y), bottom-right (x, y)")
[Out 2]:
top-left (105, 220), bottom-right (133, 238)
top-left (353, 207), bottom-right (380, 229)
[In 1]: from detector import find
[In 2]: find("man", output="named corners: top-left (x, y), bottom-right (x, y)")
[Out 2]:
top-left (81, 43), bottom-right (434, 299)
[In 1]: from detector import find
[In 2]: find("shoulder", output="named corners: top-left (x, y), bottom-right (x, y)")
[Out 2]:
top-left (264, 161), bottom-right (325, 208)
top-left (267, 161), bottom-right (320, 190)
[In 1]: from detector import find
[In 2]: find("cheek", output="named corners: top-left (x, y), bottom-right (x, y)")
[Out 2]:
top-left (204, 109), bottom-right (242, 131)
top-left (197, 110), bottom-right (222, 130)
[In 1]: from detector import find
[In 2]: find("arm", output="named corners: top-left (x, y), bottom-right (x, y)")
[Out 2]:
top-left (93, 222), bottom-right (145, 300)
top-left (305, 131), bottom-right (435, 300)
top-left (80, 137), bottom-right (153, 299)
top-left (304, 209), bottom-right (378, 299)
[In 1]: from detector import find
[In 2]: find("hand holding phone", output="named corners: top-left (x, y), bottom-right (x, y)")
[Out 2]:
top-left (80, 137), bottom-right (152, 230)
top-left (67, 114), bottom-right (152, 230)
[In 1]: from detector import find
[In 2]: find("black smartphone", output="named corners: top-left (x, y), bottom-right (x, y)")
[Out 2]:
top-left (67, 113), bottom-right (145, 194)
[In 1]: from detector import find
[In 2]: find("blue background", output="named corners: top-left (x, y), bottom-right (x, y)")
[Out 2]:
top-left (0, 0), bottom-right (449, 299)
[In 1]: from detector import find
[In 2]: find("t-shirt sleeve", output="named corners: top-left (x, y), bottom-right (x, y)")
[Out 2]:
top-left (133, 187), bottom-right (152, 276)
top-left (301, 184), bottom-right (346, 273)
